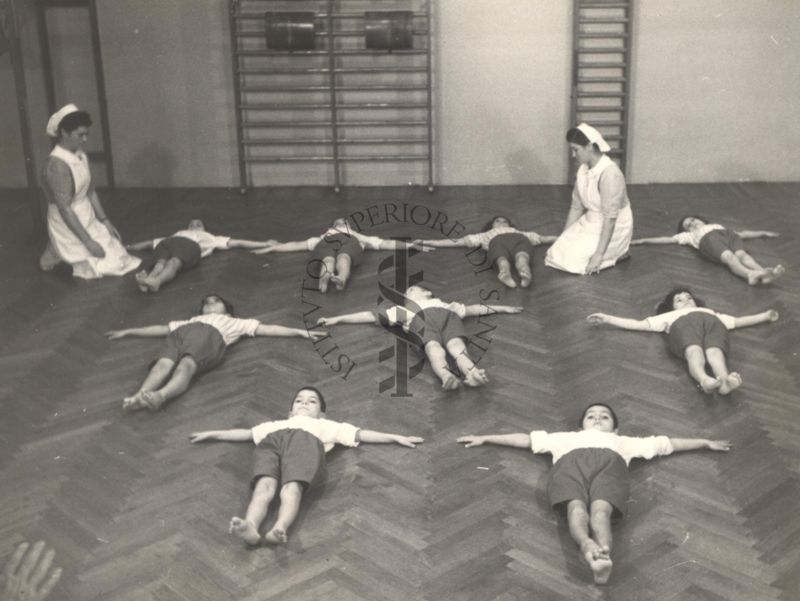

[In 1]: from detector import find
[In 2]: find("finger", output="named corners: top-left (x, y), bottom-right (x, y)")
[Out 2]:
top-left (29, 548), bottom-right (55, 589)
top-left (18, 540), bottom-right (45, 581)
top-left (37, 566), bottom-right (62, 599)
top-left (4, 541), bottom-right (29, 578)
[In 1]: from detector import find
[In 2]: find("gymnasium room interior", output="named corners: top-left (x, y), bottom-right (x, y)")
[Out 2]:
top-left (1, 1), bottom-right (798, 600)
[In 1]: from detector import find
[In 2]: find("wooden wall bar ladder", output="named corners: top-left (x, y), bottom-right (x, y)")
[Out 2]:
top-left (229, 0), bottom-right (434, 192)
top-left (569, 0), bottom-right (633, 180)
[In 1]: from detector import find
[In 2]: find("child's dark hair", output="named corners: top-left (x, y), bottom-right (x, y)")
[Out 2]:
top-left (198, 294), bottom-right (235, 316)
top-left (292, 386), bottom-right (326, 412)
top-left (566, 127), bottom-right (599, 151)
top-left (481, 215), bottom-right (515, 232)
top-left (655, 287), bottom-right (705, 315)
top-left (58, 111), bottom-right (92, 137)
top-left (579, 403), bottom-right (619, 429)
top-left (676, 215), bottom-right (711, 233)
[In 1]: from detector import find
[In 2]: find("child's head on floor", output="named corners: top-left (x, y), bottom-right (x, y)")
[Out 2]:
top-left (199, 294), bottom-right (234, 316)
top-left (579, 403), bottom-right (618, 432)
top-left (289, 386), bottom-right (326, 418)
top-left (656, 287), bottom-right (705, 315)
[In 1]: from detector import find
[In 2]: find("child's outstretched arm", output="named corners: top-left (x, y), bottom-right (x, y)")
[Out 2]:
top-left (411, 236), bottom-right (476, 248)
top-left (254, 324), bottom-right (327, 340)
top-left (226, 238), bottom-right (279, 249)
top-left (316, 311), bottom-right (378, 327)
top-left (357, 430), bottom-right (424, 448)
top-left (668, 438), bottom-right (732, 452)
top-left (251, 240), bottom-right (312, 255)
top-left (521, 231), bottom-right (558, 244)
top-left (734, 230), bottom-right (780, 239)
top-left (105, 325), bottom-right (170, 340)
top-left (189, 429), bottom-right (252, 443)
top-left (586, 313), bottom-right (655, 331)
top-left (126, 239), bottom-right (155, 251)
top-left (630, 236), bottom-right (679, 245)
top-left (463, 304), bottom-right (523, 317)
top-left (732, 309), bottom-right (779, 329)
top-left (457, 433), bottom-right (530, 448)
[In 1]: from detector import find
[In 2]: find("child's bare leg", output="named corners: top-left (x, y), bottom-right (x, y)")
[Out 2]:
top-left (330, 254), bottom-right (352, 290)
top-left (265, 481), bottom-right (304, 544)
top-left (424, 341), bottom-right (459, 390)
top-left (495, 257), bottom-right (516, 288)
top-left (720, 250), bottom-right (764, 285)
top-left (141, 356), bottom-right (198, 410)
top-left (588, 500), bottom-right (614, 584)
top-left (567, 500), bottom-right (612, 584)
top-left (447, 337), bottom-right (488, 387)
top-left (123, 357), bottom-right (175, 411)
top-left (514, 252), bottom-right (532, 288)
top-left (734, 249), bottom-right (765, 271)
top-left (141, 257), bottom-right (182, 292)
top-left (230, 476), bottom-right (278, 545)
top-left (706, 347), bottom-right (740, 395)
top-left (318, 256), bottom-right (335, 293)
top-left (684, 345), bottom-right (720, 393)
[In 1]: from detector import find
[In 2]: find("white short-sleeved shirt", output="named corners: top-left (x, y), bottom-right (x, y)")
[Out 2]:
top-left (251, 415), bottom-right (361, 452)
top-left (167, 314), bottom-right (260, 346)
top-left (529, 429), bottom-right (674, 466)
top-left (672, 224), bottom-right (725, 249)
top-left (644, 307), bottom-right (737, 333)
top-left (305, 227), bottom-right (385, 251)
top-left (460, 226), bottom-right (542, 250)
top-left (383, 298), bottom-right (468, 331)
top-left (153, 230), bottom-right (232, 258)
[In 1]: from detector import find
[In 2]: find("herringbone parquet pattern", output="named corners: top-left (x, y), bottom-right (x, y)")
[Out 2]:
top-left (0, 183), bottom-right (798, 600)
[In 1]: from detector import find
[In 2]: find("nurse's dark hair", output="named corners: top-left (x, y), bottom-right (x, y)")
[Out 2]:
top-left (291, 386), bottom-right (326, 412)
top-left (579, 403), bottom-right (619, 429)
top-left (655, 287), bottom-right (705, 315)
top-left (566, 127), bottom-right (599, 151)
top-left (58, 111), bottom-right (92, 137)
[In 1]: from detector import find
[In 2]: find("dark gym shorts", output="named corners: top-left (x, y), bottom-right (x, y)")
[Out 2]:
top-left (666, 312), bottom-right (730, 357)
top-left (697, 229), bottom-right (744, 263)
top-left (150, 236), bottom-right (202, 270)
top-left (154, 322), bottom-right (227, 373)
top-left (487, 233), bottom-right (535, 267)
top-left (310, 233), bottom-right (364, 274)
top-left (408, 307), bottom-right (467, 348)
top-left (250, 428), bottom-right (326, 490)
top-left (548, 448), bottom-right (629, 519)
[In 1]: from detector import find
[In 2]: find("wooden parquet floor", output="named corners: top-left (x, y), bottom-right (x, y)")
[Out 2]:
top-left (0, 183), bottom-right (798, 601)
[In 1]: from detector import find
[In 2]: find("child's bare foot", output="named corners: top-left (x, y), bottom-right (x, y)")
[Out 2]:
top-left (518, 268), bottom-right (532, 288)
top-left (264, 526), bottom-right (288, 545)
top-left (318, 270), bottom-right (331, 293)
top-left (463, 367), bottom-right (489, 387)
top-left (760, 264), bottom-right (785, 284)
top-left (140, 275), bottom-right (161, 293)
top-left (719, 372), bottom-right (742, 395)
top-left (139, 390), bottom-right (164, 410)
top-left (747, 270), bottom-right (767, 285)
top-left (441, 373), bottom-right (460, 390)
top-left (123, 392), bottom-right (149, 412)
top-left (229, 517), bottom-right (261, 545)
top-left (581, 540), bottom-right (613, 585)
top-left (330, 274), bottom-right (346, 291)
top-left (134, 271), bottom-right (150, 293)
top-left (497, 269), bottom-right (516, 288)
top-left (699, 376), bottom-right (721, 394)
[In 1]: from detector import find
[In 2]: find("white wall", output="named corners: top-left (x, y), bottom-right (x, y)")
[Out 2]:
top-left (1, 1), bottom-right (798, 188)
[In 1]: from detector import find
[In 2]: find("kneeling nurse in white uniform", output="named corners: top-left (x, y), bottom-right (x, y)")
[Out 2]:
top-left (545, 123), bottom-right (633, 275)
top-left (39, 104), bottom-right (140, 279)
